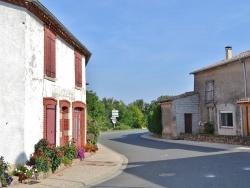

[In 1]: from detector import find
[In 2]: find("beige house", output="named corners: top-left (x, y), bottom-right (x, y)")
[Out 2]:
top-left (161, 47), bottom-right (250, 139)
top-left (190, 47), bottom-right (250, 136)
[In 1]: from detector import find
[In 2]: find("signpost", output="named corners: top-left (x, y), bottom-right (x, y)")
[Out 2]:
top-left (111, 109), bottom-right (119, 128)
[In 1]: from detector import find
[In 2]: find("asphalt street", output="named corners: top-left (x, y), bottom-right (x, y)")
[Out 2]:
top-left (94, 129), bottom-right (250, 188)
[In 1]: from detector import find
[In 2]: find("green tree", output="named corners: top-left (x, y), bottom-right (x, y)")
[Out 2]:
top-left (86, 90), bottom-right (105, 141)
top-left (147, 101), bottom-right (162, 134)
top-left (86, 90), bottom-right (105, 122)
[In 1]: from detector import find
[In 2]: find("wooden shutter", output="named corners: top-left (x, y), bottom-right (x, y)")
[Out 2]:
top-left (75, 51), bottom-right (82, 87)
top-left (50, 34), bottom-right (56, 78)
top-left (75, 54), bottom-right (78, 86)
top-left (78, 57), bottom-right (82, 87)
top-left (44, 26), bottom-right (56, 78)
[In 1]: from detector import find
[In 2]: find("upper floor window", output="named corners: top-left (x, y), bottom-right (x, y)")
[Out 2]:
top-left (220, 111), bottom-right (233, 127)
top-left (44, 26), bottom-right (56, 78)
top-left (205, 80), bottom-right (214, 103)
top-left (75, 51), bottom-right (82, 87)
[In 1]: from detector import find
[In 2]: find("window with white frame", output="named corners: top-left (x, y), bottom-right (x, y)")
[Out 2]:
top-left (220, 111), bottom-right (233, 127)
top-left (205, 80), bottom-right (214, 103)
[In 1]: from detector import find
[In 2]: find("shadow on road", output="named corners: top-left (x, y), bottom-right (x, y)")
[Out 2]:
top-left (96, 130), bottom-right (250, 188)
top-left (109, 131), bottom-right (225, 153)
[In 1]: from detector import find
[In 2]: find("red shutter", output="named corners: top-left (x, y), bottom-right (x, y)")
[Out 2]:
top-left (51, 35), bottom-right (56, 78)
top-left (75, 51), bottom-right (82, 87)
top-left (78, 57), bottom-right (82, 87)
top-left (44, 25), bottom-right (56, 78)
top-left (44, 27), bottom-right (49, 76)
top-left (75, 54), bottom-right (78, 86)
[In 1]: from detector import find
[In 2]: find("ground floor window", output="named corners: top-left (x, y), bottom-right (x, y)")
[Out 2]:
top-left (220, 111), bottom-right (233, 127)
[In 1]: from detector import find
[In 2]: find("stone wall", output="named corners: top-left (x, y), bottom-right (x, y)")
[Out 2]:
top-left (179, 133), bottom-right (250, 146)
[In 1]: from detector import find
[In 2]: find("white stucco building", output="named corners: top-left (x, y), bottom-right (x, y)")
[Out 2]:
top-left (0, 0), bottom-right (91, 165)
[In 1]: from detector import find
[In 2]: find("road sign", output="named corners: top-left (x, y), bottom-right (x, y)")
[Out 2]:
top-left (112, 109), bottom-right (119, 117)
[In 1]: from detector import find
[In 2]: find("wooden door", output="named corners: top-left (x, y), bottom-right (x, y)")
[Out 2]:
top-left (73, 109), bottom-right (82, 147)
top-left (46, 105), bottom-right (56, 145)
top-left (185, 113), bottom-right (192, 133)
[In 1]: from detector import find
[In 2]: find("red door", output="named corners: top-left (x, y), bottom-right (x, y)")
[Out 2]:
top-left (73, 109), bottom-right (82, 147)
top-left (46, 105), bottom-right (56, 145)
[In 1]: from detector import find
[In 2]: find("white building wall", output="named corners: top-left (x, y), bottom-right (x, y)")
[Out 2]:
top-left (0, 2), bottom-right (87, 164)
top-left (23, 11), bottom-right (44, 162)
top-left (43, 36), bottom-right (87, 145)
top-left (0, 2), bottom-right (26, 164)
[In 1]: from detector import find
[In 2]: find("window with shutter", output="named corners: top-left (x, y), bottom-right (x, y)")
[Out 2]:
top-left (44, 26), bottom-right (56, 78)
top-left (75, 51), bottom-right (82, 87)
top-left (205, 80), bottom-right (214, 104)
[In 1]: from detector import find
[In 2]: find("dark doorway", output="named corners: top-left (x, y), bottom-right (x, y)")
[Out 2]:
top-left (185, 113), bottom-right (192, 133)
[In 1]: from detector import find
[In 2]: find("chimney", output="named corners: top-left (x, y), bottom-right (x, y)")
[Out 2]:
top-left (225, 46), bottom-right (232, 59)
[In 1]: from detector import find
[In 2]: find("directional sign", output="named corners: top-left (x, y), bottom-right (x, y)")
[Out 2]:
top-left (112, 109), bottom-right (119, 117)
top-left (111, 109), bottom-right (119, 128)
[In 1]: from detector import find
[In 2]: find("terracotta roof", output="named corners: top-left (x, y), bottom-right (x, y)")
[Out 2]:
top-left (190, 50), bottom-right (250, 74)
top-left (160, 91), bottom-right (198, 103)
top-left (1, 0), bottom-right (91, 64)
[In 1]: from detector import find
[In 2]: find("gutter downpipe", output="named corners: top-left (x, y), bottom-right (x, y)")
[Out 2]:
top-left (239, 58), bottom-right (247, 136)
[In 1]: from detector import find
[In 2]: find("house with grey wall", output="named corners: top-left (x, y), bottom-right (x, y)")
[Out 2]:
top-left (190, 47), bottom-right (250, 136)
top-left (160, 92), bottom-right (199, 139)
top-left (161, 46), bottom-right (250, 139)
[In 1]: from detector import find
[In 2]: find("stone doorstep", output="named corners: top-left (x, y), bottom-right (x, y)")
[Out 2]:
top-left (11, 152), bottom-right (93, 186)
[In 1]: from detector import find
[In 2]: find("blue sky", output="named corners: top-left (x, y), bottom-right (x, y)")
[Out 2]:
top-left (39, 0), bottom-right (250, 104)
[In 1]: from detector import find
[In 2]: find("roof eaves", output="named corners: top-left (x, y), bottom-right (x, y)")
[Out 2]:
top-left (1, 0), bottom-right (92, 64)
top-left (160, 91), bottom-right (198, 103)
top-left (190, 50), bottom-right (250, 75)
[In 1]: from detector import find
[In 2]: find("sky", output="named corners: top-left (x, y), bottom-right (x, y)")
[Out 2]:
top-left (39, 0), bottom-right (250, 104)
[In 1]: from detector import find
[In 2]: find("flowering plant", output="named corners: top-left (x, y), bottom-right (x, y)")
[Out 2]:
top-left (77, 148), bottom-right (85, 160)
top-left (0, 156), bottom-right (13, 187)
top-left (13, 164), bottom-right (34, 179)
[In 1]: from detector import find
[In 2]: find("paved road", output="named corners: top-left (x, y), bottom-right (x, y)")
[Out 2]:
top-left (94, 129), bottom-right (250, 188)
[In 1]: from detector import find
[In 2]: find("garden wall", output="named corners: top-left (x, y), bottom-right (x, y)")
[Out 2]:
top-left (179, 134), bottom-right (250, 146)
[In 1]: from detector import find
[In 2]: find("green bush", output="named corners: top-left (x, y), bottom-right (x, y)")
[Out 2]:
top-left (114, 123), bottom-right (131, 130)
top-left (60, 141), bottom-right (77, 161)
top-left (13, 164), bottom-right (34, 178)
top-left (28, 139), bottom-right (64, 173)
top-left (0, 156), bottom-right (13, 187)
top-left (204, 122), bottom-right (214, 134)
top-left (61, 156), bottom-right (73, 166)
top-left (87, 121), bottom-right (100, 145)
top-left (100, 126), bottom-right (110, 132)
top-left (147, 103), bottom-right (162, 134)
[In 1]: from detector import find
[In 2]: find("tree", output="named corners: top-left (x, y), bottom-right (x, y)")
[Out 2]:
top-left (86, 90), bottom-right (105, 121)
top-left (147, 101), bottom-right (162, 134)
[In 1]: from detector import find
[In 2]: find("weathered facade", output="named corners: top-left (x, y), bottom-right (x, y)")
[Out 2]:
top-left (161, 92), bottom-right (199, 139)
top-left (190, 47), bottom-right (250, 136)
top-left (0, 0), bottom-right (91, 165)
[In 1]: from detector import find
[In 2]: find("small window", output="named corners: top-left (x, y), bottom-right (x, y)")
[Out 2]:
top-left (220, 111), bottom-right (233, 127)
top-left (205, 80), bottom-right (214, 103)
